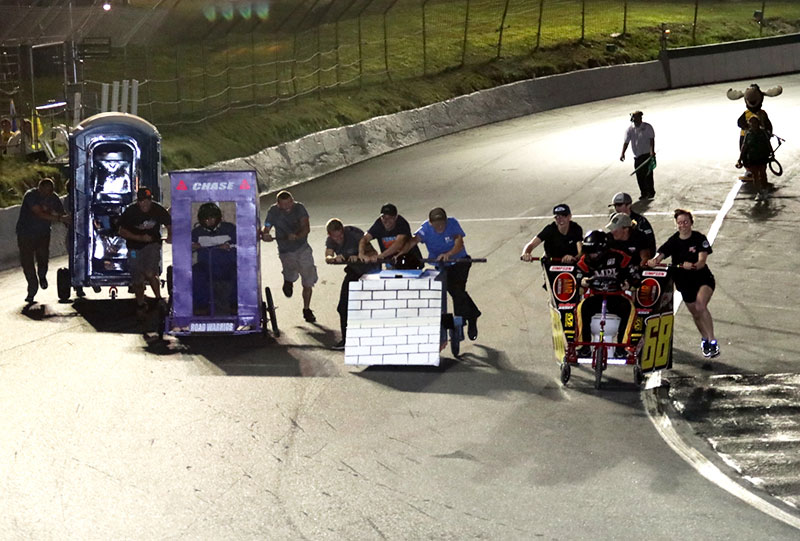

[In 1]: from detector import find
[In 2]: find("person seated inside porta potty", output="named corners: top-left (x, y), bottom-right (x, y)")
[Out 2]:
top-left (191, 202), bottom-right (237, 315)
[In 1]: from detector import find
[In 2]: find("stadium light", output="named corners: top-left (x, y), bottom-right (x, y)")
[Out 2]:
top-left (102, 1), bottom-right (111, 11)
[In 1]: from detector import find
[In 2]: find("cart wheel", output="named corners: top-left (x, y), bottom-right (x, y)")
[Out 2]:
top-left (449, 327), bottom-right (461, 357)
top-left (265, 287), bottom-right (280, 337)
top-left (560, 363), bottom-right (571, 385)
top-left (166, 265), bottom-right (173, 297)
top-left (260, 301), bottom-right (269, 338)
top-left (634, 365), bottom-right (644, 386)
top-left (769, 158), bottom-right (783, 177)
top-left (57, 267), bottom-right (71, 302)
top-left (157, 300), bottom-right (168, 341)
top-left (593, 347), bottom-right (605, 390)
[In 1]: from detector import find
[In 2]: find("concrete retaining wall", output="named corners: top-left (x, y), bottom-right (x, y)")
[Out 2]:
top-left (2, 33), bottom-right (798, 270)
top-left (664, 33), bottom-right (800, 88)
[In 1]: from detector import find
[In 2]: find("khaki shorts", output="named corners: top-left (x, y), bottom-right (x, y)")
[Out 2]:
top-left (128, 242), bottom-right (161, 285)
top-left (279, 244), bottom-right (318, 288)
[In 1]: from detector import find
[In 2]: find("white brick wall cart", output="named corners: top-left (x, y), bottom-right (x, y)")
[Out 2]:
top-left (345, 269), bottom-right (446, 366)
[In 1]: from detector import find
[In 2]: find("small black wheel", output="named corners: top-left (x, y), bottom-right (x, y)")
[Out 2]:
top-left (449, 327), bottom-right (461, 357)
top-left (634, 365), bottom-right (644, 386)
top-left (260, 301), bottom-right (268, 338)
top-left (57, 267), bottom-right (71, 302)
top-left (769, 158), bottom-right (783, 177)
top-left (265, 287), bottom-right (280, 337)
top-left (110, 289), bottom-right (117, 299)
top-left (157, 300), bottom-right (168, 341)
top-left (593, 347), bottom-right (605, 390)
top-left (166, 265), bottom-right (173, 297)
top-left (560, 363), bottom-right (571, 385)
top-left (92, 285), bottom-right (101, 293)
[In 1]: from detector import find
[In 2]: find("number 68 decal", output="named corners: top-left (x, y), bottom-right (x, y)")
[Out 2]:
top-left (640, 314), bottom-right (673, 370)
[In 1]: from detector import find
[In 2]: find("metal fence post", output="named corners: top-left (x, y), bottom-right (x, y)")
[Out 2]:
top-left (251, 32), bottom-right (256, 105)
top-left (461, 0), bottom-right (470, 66)
top-left (334, 0), bottom-right (360, 90)
top-left (580, 0), bottom-right (586, 42)
top-left (422, 0), bottom-right (429, 74)
top-left (174, 49), bottom-right (182, 121)
top-left (384, 0), bottom-right (401, 80)
top-left (692, 0), bottom-right (699, 45)
top-left (201, 43), bottom-right (209, 119)
top-left (760, 0), bottom-right (766, 36)
top-left (144, 45), bottom-right (154, 121)
top-left (622, 0), bottom-right (628, 36)
top-left (497, 0), bottom-right (511, 58)
top-left (535, 0), bottom-right (545, 51)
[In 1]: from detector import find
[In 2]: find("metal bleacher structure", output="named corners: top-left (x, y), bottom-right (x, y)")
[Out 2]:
top-left (0, 0), bottom-right (176, 160)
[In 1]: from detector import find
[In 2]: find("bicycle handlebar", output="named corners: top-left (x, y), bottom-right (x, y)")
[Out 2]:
top-left (327, 257), bottom-right (486, 265)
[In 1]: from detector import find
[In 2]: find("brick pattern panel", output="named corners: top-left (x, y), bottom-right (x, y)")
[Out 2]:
top-left (345, 270), bottom-right (445, 366)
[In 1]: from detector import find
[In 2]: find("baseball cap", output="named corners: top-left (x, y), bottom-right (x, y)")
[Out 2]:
top-left (609, 192), bottom-right (633, 206)
top-left (630, 110), bottom-right (643, 117)
top-left (428, 207), bottom-right (447, 222)
top-left (553, 203), bottom-right (570, 216)
top-left (606, 212), bottom-right (633, 232)
top-left (137, 187), bottom-right (153, 201)
top-left (380, 203), bottom-right (398, 216)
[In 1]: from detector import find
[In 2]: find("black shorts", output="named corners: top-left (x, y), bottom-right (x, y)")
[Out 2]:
top-left (674, 268), bottom-right (715, 304)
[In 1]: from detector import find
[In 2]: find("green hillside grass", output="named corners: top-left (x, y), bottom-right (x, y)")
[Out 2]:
top-left (3, 0), bottom-right (799, 202)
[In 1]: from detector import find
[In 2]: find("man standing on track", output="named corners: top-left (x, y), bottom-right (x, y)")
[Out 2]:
top-left (620, 111), bottom-right (656, 199)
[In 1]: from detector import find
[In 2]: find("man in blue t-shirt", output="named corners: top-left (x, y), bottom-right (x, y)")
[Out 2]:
top-left (406, 207), bottom-right (481, 341)
top-left (16, 178), bottom-right (69, 304)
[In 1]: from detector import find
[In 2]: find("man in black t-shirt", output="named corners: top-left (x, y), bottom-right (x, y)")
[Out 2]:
top-left (325, 218), bottom-right (378, 350)
top-left (608, 192), bottom-right (656, 255)
top-left (605, 212), bottom-right (651, 267)
top-left (521, 203), bottom-right (583, 263)
top-left (16, 178), bottom-right (69, 303)
top-left (119, 187), bottom-right (172, 317)
top-left (359, 203), bottom-right (423, 268)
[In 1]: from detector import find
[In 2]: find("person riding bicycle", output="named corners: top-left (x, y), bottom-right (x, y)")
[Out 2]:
top-left (191, 202), bottom-right (237, 315)
top-left (574, 230), bottom-right (639, 358)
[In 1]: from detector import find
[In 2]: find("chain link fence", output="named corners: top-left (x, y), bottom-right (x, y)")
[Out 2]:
top-left (2, 0), bottom-right (800, 129)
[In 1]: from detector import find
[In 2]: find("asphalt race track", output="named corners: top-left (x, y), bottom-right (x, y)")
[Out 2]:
top-left (1, 74), bottom-right (799, 539)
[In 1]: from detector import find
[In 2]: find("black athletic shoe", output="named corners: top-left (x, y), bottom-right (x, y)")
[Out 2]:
top-left (331, 339), bottom-right (346, 351)
top-left (577, 345), bottom-right (591, 357)
top-left (303, 308), bottom-right (316, 323)
top-left (467, 318), bottom-right (478, 341)
top-left (39, 276), bottom-right (48, 289)
top-left (24, 295), bottom-right (34, 304)
top-left (75, 287), bottom-right (86, 298)
top-left (701, 339), bottom-right (711, 357)
top-left (707, 340), bottom-right (720, 358)
top-left (614, 347), bottom-right (628, 358)
top-left (282, 281), bottom-right (293, 298)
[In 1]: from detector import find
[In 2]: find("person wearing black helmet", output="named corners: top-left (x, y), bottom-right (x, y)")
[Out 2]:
top-left (574, 230), bottom-right (638, 358)
top-left (191, 202), bottom-right (237, 315)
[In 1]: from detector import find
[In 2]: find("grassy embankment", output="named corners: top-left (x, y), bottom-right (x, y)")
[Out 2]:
top-left (3, 0), bottom-right (799, 204)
